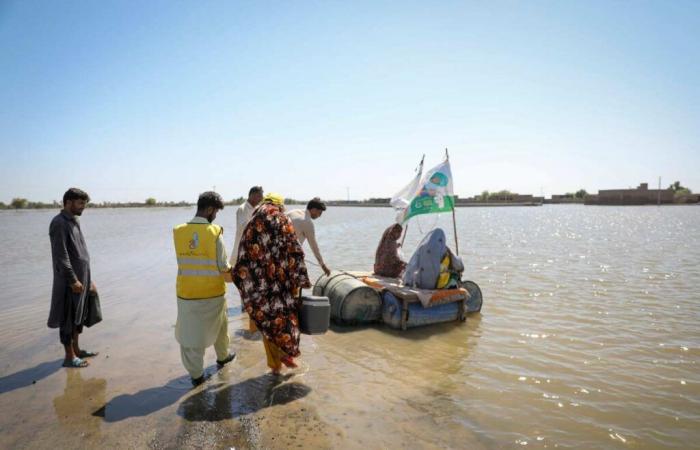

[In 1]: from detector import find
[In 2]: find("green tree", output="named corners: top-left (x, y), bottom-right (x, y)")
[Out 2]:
top-left (10, 198), bottom-right (28, 209)
top-left (575, 189), bottom-right (588, 199)
top-left (488, 190), bottom-right (513, 200)
top-left (669, 181), bottom-right (690, 192)
top-left (674, 187), bottom-right (692, 198)
top-left (479, 190), bottom-right (489, 201)
top-left (0, 202), bottom-right (6, 209)
top-left (145, 197), bottom-right (157, 206)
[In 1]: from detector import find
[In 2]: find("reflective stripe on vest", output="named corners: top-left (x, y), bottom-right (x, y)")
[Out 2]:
top-left (176, 257), bottom-right (219, 266)
top-left (173, 222), bottom-right (226, 300)
top-left (178, 268), bottom-right (221, 277)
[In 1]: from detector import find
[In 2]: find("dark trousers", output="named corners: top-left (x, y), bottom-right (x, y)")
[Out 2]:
top-left (59, 324), bottom-right (83, 346)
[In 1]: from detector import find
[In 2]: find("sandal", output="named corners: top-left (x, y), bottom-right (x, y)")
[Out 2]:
top-left (63, 357), bottom-right (89, 368)
top-left (77, 350), bottom-right (99, 358)
top-left (216, 352), bottom-right (236, 367)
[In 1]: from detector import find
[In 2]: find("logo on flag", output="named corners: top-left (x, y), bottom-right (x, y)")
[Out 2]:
top-left (392, 158), bottom-right (454, 224)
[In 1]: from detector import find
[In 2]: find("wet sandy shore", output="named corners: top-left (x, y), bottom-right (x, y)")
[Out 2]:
top-left (0, 293), bottom-right (348, 449)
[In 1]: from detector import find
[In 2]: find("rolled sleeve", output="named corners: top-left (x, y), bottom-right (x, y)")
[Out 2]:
top-left (216, 234), bottom-right (232, 272)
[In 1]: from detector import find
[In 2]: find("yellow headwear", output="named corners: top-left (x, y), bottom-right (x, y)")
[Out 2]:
top-left (263, 192), bottom-right (284, 206)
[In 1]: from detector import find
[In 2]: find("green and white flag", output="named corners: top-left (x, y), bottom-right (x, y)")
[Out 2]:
top-left (392, 158), bottom-right (454, 224)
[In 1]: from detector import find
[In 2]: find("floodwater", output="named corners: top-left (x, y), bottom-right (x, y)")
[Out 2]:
top-left (0, 205), bottom-right (698, 449)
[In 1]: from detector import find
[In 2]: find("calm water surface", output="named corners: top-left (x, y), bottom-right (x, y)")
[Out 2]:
top-left (0, 205), bottom-right (698, 449)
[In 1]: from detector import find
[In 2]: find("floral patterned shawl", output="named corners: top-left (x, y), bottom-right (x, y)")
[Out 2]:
top-left (233, 203), bottom-right (310, 357)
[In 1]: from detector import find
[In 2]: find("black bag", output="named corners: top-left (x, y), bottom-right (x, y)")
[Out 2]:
top-left (84, 291), bottom-right (102, 327)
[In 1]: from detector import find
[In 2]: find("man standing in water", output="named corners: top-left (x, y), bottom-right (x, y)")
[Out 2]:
top-left (286, 197), bottom-right (331, 276)
top-left (230, 186), bottom-right (264, 334)
top-left (230, 186), bottom-right (263, 265)
top-left (174, 191), bottom-right (236, 386)
top-left (48, 188), bottom-right (99, 368)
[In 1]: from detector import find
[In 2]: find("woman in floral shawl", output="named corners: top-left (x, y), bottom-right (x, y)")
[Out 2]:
top-left (233, 193), bottom-right (311, 374)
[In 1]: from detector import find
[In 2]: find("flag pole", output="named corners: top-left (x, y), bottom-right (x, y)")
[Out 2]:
top-left (446, 148), bottom-right (460, 255)
top-left (399, 154), bottom-right (424, 248)
top-left (401, 222), bottom-right (409, 247)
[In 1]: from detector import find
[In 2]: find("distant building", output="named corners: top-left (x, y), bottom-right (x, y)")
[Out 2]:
top-left (584, 183), bottom-right (674, 205)
top-left (456, 192), bottom-right (542, 206)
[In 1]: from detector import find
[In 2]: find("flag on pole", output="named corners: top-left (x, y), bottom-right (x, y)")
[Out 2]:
top-left (392, 157), bottom-right (454, 224)
top-left (390, 157), bottom-right (423, 222)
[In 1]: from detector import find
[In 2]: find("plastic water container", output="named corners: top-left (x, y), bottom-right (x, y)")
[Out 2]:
top-left (299, 295), bottom-right (330, 335)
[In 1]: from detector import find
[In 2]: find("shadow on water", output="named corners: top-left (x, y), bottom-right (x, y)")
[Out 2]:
top-left (93, 370), bottom-right (310, 423)
top-left (93, 375), bottom-right (192, 422)
top-left (93, 363), bottom-right (221, 422)
top-left (178, 373), bottom-right (311, 422)
top-left (233, 329), bottom-right (262, 341)
top-left (0, 359), bottom-right (63, 394)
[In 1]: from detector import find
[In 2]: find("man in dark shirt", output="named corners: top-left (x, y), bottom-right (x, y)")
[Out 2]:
top-left (47, 188), bottom-right (98, 368)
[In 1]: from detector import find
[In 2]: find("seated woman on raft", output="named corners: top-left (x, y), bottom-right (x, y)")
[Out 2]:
top-left (373, 223), bottom-right (407, 278)
top-left (402, 228), bottom-right (463, 290)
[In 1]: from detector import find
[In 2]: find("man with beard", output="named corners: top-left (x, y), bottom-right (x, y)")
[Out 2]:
top-left (47, 188), bottom-right (99, 368)
top-left (173, 191), bottom-right (236, 386)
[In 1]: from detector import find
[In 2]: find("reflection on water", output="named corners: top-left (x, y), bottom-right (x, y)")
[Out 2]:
top-left (0, 205), bottom-right (698, 448)
top-left (53, 370), bottom-right (106, 436)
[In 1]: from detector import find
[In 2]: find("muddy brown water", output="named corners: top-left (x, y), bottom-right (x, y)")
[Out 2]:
top-left (0, 205), bottom-right (698, 449)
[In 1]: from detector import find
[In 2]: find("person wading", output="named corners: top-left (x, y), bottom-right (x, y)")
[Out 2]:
top-left (47, 188), bottom-right (99, 368)
top-left (173, 191), bottom-right (236, 386)
top-left (231, 185), bottom-right (264, 334)
top-left (286, 197), bottom-right (331, 276)
top-left (234, 193), bottom-right (311, 374)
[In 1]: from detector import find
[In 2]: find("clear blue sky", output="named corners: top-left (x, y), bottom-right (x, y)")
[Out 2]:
top-left (1, 0), bottom-right (699, 203)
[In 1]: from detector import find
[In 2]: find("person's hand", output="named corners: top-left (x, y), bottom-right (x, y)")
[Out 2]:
top-left (71, 280), bottom-right (84, 294)
top-left (321, 264), bottom-right (331, 276)
top-left (223, 269), bottom-right (233, 283)
top-left (89, 281), bottom-right (97, 294)
top-left (302, 279), bottom-right (312, 289)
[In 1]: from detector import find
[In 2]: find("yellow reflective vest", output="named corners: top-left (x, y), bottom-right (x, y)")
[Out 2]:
top-left (173, 222), bottom-right (226, 300)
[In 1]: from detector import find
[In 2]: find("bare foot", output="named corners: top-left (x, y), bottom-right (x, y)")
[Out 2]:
top-left (280, 356), bottom-right (298, 369)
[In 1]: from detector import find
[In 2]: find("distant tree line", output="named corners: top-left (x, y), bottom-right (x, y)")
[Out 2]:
top-left (560, 189), bottom-right (588, 199)
top-left (0, 197), bottom-right (192, 210)
top-left (669, 181), bottom-right (692, 198)
top-left (3, 183), bottom-right (693, 210)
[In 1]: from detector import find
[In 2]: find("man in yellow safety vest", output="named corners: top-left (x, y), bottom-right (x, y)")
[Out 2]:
top-left (173, 191), bottom-right (236, 386)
